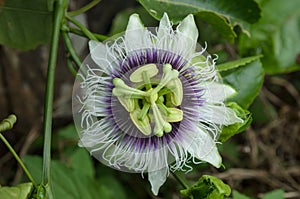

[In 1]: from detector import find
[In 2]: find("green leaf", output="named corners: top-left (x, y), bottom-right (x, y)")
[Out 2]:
top-left (222, 60), bottom-right (264, 109)
top-left (110, 7), bottom-right (157, 35)
top-left (57, 124), bottom-right (78, 140)
top-left (232, 190), bottom-right (252, 199)
top-left (262, 189), bottom-right (284, 199)
top-left (53, 124), bottom-right (78, 156)
top-left (217, 55), bottom-right (262, 72)
top-left (97, 176), bottom-right (128, 199)
top-left (196, 11), bottom-right (236, 42)
top-left (219, 102), bottom-right (252, 142)
top-left (138, 0), bottom-right (261, 35)
top-left (250, 96), bottom-right (277, 125)
top-left (56, 125), bottom-right (95, 178)
top-left (24, 156), bottom-right (125, 199)
top-left (0, 183), bottom-right (33, 199)
top-left (218, 141), bottom-right (240, 168)
top-left (69, 148), bottom-right (95, 178)
top-left (47, 0), bottom-right (54, 11)
top-left (180, 175), bottom-right (231, 199)
top-left (239, 0), bottom-right (300, 74)
top-left (0, 0), bottom-right (53, 50)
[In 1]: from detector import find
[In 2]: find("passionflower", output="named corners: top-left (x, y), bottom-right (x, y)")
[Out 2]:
top-left (72, 13), bottom-right (242, 195)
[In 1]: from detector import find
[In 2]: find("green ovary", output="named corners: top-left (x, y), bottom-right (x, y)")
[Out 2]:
top-left (112, 63), bottom-right (183, 137)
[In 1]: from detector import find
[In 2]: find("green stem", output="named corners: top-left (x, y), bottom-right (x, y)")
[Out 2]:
top-left (66, 58), bottom-right (78, 77)
top-left (171, 171), bottom-right (190, 189)
top-left (66, 15), bottom-right (97, 40)
top-left (62, 25), bottom-right (107, 41)
top-left (42, 0), bottom-right (66, 195)
top-left (0, 114), bottom-right (37, 189)
top-left (0, 114), bottom-right (16, 133)
top-left (68, 0), bottom-right (101, 17)
top-left (61, 28), bottom-right (90, 77)
top-left (0, 133), bottom-right (38, 189)
top-left (61, 30), bottom-right (82, 68)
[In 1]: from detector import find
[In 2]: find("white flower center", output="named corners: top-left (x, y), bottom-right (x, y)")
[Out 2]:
top-left (112, 63), bottom-right (183, 137)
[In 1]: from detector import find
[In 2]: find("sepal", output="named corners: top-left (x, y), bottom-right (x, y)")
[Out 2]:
top-left (180, 175), bottom-right (231, 199)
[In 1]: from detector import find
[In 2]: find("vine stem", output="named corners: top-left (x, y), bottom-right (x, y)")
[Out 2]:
top-left (66, 58), bottom-right (78, 77)
top-left (0, 134), bottom-right (38, 189)
top-left (66, 14), bottom-right (98, 41)
top-left (41, 0), bottom-right (66, 196)
top-left (61, 30), bottom-right (82, 68)
top-left (171, 171), bottom-right (190, 189)
top-left (68, 0), bottom-right (101, 17)
top-left (63, 25), bottom-right (107, 41)
top-left (61, 30), bottom-right (89, 77)
top-left (0, 115), bottom-right (38, 189)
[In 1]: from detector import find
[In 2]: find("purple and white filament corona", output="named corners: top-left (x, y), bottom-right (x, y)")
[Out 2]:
top-left (72, 13), bottom-right (242, 195)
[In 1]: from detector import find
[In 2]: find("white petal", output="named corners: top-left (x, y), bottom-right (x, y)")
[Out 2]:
top-left (176, 14), bottom-right (198, 55)
top-left (157, 13), bottom-right (172, 39)
top-left (201, 144), bottom-right (222, 168)
top-left (156, 13), bottom-right (175, 54)
top-left (203, 82), bottom-right (236, 103)
top-left (177, 14), bottom-right (198, 41)
top-left (88, 40), bottom-right (112, 74)
top-left (200, 104), bottom-right (243, 126)
top-left (89, 40), bottom-right (99, 51)
top-left (125, 14), bottom-right (152, 52)
top-left (126, 13), bottom-right (144, 31)
top-left (183, 126), bottom-right (221, 167)
top-left (148, 167), bottom-right (168, 196)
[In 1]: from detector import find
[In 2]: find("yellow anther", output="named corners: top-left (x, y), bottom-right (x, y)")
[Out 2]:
top-left (129, 64), bottom-right (158, 83)
top-left (130, 109), bottom-right (151, 136)
top-left (117, 97), bottom-right (135, 112)
top-left (112, 63), bottom-right (184, 137)
top-left (165, 78), bottom-right (183, 106)
top-left (165, 108), bottom-right (183, 123)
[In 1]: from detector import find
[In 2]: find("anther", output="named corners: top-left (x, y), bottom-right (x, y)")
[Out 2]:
top-left (165, 78), bottom-right (183, 106)
top-left (112, 63), bottom-right (184, 137)
top-left (117, 96), bottom-right (135, 112)
top-left (152, 64), bottom-right (180, 93)
top-left (129, 64), bottom-right (158, 83)
top-left (130, 109), bottom-right (151, 136)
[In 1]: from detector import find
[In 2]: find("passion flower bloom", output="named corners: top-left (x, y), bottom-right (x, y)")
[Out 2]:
top-left (73, 13), bottom-right (242, 195)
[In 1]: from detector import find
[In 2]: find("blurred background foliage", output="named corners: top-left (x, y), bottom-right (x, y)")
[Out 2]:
top-left (0, 0), bottom-right (299, 198)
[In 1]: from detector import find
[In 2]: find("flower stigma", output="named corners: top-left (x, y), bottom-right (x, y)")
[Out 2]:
top-left (112, 63), bottom-right (183, 137)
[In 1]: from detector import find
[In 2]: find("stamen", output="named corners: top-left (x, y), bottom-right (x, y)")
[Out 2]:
top-left (165, 108), bottom-right (183, 122)
top-left (112, 63), bottom-right (184, 137)
top-left (150, 97), bottom-right (170, 137)
top-left (151, 64), bottom-right (179, 93)
top-left (156, 101), bottom-right (171, 115)
top-left (129, 64), bottom-right (158, 83)
top-left (112, 78), bottom-right (146, 97)
top-left (156, 102), bottom-right (183, 123)
top-left (165, 78), bottom-right (183, 106)
top-left (138, 103), bottom-right (151, 120)
top-left (117, 96), bottom-right (135, 112)
top-left (130, 109), bottom-right (151, 136)
top-left (142, 71), bottom-right (152, 90)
